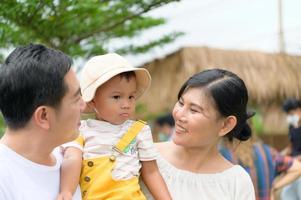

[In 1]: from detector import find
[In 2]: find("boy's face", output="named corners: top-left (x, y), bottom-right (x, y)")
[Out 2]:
top-left (91, 75), bottom-right (137, 125)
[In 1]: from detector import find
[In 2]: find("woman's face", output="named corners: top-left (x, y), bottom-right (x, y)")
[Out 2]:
top-left (172, 87), bottom-right (224, 148)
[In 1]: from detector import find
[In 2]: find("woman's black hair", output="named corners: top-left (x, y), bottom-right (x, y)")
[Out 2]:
top-left (177, 68), bottom-right (252, 141)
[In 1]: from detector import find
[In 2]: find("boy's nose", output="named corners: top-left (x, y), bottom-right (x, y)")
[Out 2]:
top-left (121, 100), bottom-right (131, 109)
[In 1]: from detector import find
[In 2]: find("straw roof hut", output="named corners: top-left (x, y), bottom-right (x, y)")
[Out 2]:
top-left (139, 47), bottom-right (301, 135)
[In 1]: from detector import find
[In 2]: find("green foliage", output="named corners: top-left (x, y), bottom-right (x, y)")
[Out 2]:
top-left (135, 102), bottom-right (148, 116)
top-left (251, 111), bottom-right (264, 135)
top-left (0, 0), bottom-right (181, 59)
top-left (0, 113), bottom-right (5, 138)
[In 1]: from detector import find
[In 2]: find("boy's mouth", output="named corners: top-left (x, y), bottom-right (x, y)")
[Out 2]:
top-left (120, 113), bottom-right (130, 117)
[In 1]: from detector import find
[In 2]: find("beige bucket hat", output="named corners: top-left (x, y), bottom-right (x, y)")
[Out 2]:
top-left (80, 53), bottom-right (151, 102)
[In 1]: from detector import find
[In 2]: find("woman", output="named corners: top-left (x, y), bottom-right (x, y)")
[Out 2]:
top-left (143, 69), bottom-right (255, 200)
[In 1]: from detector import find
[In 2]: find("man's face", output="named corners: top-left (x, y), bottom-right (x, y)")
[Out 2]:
top-left (50, 69), bottom-right (84, 145)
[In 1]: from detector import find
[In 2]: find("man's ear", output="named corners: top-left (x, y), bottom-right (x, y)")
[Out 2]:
top-left (218, 116), bottom-right (237, 137)
top-left (33, 106), bottom-right (50, 130)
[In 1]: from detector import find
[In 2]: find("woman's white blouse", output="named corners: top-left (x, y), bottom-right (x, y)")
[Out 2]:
top-left (142, 154), bottom-right (255, 200)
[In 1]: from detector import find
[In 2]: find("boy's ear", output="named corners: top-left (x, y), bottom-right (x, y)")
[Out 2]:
top-left (218, 116), bottom-right (237, 137)
top-left (33, 106), bottom-right (50, 130)
top-left (82, 101), bottom-right (94, 113)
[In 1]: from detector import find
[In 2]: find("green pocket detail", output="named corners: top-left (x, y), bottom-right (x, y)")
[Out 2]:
top-left (123, 138), bottom-right (136, 153)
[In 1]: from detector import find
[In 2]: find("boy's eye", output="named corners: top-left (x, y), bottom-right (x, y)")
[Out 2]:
top-left (129, 95), bottom-right (136, 100)
top-left (113, 95), bottom-right (120, 99)
top-left (178, 100), bottom-right (184, 106)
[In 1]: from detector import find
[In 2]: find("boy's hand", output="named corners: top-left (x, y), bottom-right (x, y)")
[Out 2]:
top-left (56, 191), bottom-right (73, 200)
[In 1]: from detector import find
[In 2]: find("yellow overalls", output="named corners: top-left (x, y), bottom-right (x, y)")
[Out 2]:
top-left (76, 120), bottom-right (147, 200)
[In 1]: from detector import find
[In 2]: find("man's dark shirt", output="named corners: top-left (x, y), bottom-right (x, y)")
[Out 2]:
top-left (289, 125), bottom-right (301, 156)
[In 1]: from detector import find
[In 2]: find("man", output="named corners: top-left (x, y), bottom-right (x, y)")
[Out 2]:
top-left (281, 98), bottom-right (301, 199)
top-left (0, 44), bottom-right (84, 199)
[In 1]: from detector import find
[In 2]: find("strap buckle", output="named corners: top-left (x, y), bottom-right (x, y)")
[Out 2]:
top-left (112, 146), bottom-right (123, 154)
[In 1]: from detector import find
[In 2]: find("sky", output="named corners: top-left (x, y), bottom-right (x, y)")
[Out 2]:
top-left (123, 0), bottom-right (301, 66)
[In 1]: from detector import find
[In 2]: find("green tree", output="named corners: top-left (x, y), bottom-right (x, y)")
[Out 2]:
top-left (0, 0), bottom-right (182, 60)
top-left (0, 113), bottom-right (4, 138)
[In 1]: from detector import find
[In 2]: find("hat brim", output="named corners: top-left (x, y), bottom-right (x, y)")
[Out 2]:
top-left (81, 67), bottom-right (151, 102)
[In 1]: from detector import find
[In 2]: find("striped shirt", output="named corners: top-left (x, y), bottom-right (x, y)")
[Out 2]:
top-left (64, 119), bottom-right (157, 180)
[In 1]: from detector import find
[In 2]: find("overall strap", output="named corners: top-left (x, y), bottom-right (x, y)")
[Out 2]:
top-left (75, 134), bottom-right (85, 147)
top-left (113, 120), bottom-right (146, 153)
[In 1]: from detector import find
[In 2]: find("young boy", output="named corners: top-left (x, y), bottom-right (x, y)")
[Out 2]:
top-left (58, 53), bottom-right (172, 200)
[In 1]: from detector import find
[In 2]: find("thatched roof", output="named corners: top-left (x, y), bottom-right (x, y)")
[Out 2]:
top-left (139, 47), bottom-right (301, 114)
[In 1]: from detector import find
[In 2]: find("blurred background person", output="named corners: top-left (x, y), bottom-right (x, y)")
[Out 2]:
top-left (220, 114), bottom-right (301, 200)
top-left (282, 98), bottom-right (301, 159)
top-left (280, 98), bottom-right (301, 200)
top-left (154, 113), bottom-right (175, 142)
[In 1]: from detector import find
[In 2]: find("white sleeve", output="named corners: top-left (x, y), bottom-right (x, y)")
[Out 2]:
top-left (0, 188), bottom-right (9, 200)
top-left (61, 141), bottom-right (83, 151)
top-left (136, 124), bottom-right (157, 161)
top-left (233, 166), bottom-right (256, 200)
top-left (0, 185), bottom-right (7, 200)
top-left (0, 174), bottom-right (15, 200)
top-left (60, 134), bottom-right (85, 152)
